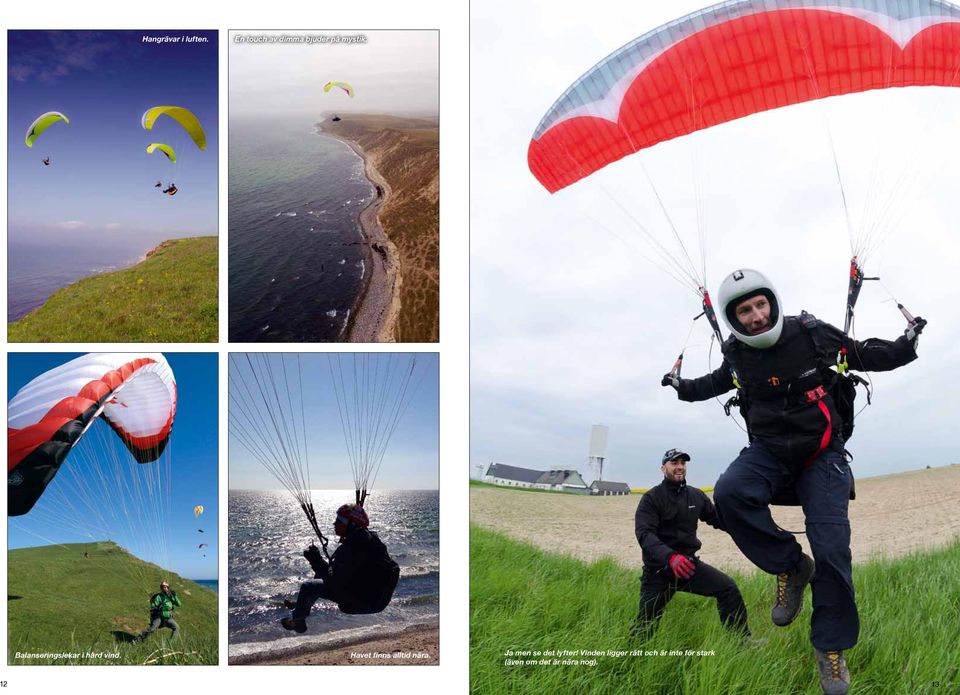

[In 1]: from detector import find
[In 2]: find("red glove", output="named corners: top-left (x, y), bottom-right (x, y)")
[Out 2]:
top-left (669, 554), bottom-right (696, 580)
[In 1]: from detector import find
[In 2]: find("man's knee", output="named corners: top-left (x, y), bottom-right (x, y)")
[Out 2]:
top-left (714, 470), bottom-right (756, 513)
top-left (806, 524), bottom-right (852, 567)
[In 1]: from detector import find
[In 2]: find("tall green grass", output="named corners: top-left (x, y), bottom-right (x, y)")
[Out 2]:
top-left (9, 236), bottom-right (217, 342)
top-left (8, 542), bottom-right (217, 665)
top-left (471, 525), bottom-right (960, 694)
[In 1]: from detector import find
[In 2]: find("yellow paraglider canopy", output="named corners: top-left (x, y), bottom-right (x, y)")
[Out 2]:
top-left (141, 106), bottom-right (206, 150)
top-left (194, 505), bottom-right (204, 517)
top-left (323, 81), bottom-right (355, 98)
top-left (25, 111), bottom-right (70, 147)
top-left (146, 143), bottom-right (177, 164)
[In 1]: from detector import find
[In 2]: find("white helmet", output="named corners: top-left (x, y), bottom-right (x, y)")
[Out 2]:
top-left (716, 269), bottom-right (783, 349)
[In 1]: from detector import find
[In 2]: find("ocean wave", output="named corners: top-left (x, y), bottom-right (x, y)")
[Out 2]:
top-left (228, 616), bottom-right (439, 661)
top-left (392, 593), bottom-right (439, 607)
top-left (273, 212), bottom-right (298, 217)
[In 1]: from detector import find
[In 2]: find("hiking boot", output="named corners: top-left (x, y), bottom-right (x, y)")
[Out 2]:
top-left (771, 553), bottom-right (814, 626)
top-left (280, 617), bottom-right (307, 633)
top-left (815, 649), bottom-right (850, 695)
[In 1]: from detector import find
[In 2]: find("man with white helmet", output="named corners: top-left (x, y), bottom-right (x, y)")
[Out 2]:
top-left (662, 269), bottom-right (924, 695)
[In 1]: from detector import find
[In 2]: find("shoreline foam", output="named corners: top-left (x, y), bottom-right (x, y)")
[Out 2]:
top-left (228, 621), bottom-right (439, 666)
top-left (317, 125), bottom-right (401, 342)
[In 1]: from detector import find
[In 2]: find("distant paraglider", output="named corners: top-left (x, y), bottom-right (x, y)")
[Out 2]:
top-left (25, 111), bottom-right (69, 148)
top-left (323, 81), bottom-right (354, 98)
top-left (147, 143), bottom-right (177, 164)
top-left (142, 106), bottom-right (205, 195)
top-left (26, 111), bottom-right (69, 167)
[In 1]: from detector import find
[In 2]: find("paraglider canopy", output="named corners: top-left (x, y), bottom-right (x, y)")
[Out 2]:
top-left (141, 106), bottom-right (207, 150)
top-left (25, 111), bottom-right (69, 148)
top-left (146, 143), bottom-right (177, 164)
top-left (7, 353), bottom-right (177, 517)
top-left (323, 81), bottom-right (355, 98)
top-left (529, 0), bottom-right (960, 193)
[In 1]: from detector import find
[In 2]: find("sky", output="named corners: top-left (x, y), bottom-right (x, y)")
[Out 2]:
top-left (229, 352), bottom-right (439, 493)
top-left (8, 352), bottom-right (219, 581)
top-left (229, 30), bottom-right (439, 119)
top-left (8, 30), bottom-right (218, 248)
top-left (471, 0), bottom-right (960, 489)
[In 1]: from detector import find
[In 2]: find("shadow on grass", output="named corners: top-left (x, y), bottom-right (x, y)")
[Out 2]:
top-left (112, 630), bottom-right (139, 644)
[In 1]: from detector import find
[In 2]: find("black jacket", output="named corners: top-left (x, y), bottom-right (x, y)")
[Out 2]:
top-left (677, 315), bottom-right (917, 464)
top-left (634, 478), bottom-right (722, 569)
top-left (322, 527), bottom-right (398, 614)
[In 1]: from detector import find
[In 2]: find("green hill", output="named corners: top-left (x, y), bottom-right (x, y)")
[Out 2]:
top-left (8, 542), bottom-right (217, 665)
top-left (9, 236), bottom-right (217, 342)
top-left (471, 525), bottom-right (960, 694)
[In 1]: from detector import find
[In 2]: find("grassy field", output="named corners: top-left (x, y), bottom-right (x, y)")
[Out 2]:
top-left (9, 236), bottom-right (217, 342)
top-left (471, 525), bottom-right (960, 694)
top-left (8, 542), bottom-right (217, 665)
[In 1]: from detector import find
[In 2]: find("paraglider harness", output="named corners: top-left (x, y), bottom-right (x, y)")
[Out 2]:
top-left (300, 498), bottom-right (400, 614)
top-left (720, 311), bottom-right (870, 449)
top-left (342, 530), bottom-right (401, 615)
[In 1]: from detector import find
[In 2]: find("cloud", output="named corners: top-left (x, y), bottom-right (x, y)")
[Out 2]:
top-left (9, 31), bottom-right (122, 85)
top-left (56, 220), bottom-right (87, 230)
top-left (104, 223), bottom-right (122, 230)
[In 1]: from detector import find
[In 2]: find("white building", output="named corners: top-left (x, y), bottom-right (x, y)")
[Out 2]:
top-left (483, 463), bottom-right (590, 494)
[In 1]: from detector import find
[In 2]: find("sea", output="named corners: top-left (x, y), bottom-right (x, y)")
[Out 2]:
top-left (228, 117), bottom-right (375, 342)
top-left (8, 236), bottom-right (162, 322)
top-left (228, 489), bottom-right (439, 658)
top-left (194, 579), bottom-right (218, 593)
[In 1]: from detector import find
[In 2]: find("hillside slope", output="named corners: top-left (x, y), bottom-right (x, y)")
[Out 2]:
top-left (8, 542), bottom-right (217, 665)
top-left (9, 236), bottom-right (218, 343)
top-left (325, 115), bottom-right (439, 342)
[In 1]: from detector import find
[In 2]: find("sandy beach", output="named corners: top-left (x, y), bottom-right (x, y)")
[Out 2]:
top-left (326, 132), bottom-right (402, 342)
top-left (321, 114), bottom-right (439, 342)
top-left (229, 623), bottom-right (439, 666)
top-left (471, 464), bottom-right (960, 573)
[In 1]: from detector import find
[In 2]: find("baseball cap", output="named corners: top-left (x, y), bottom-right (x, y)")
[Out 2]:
top-left (662, 448), bottom-right (691, 465)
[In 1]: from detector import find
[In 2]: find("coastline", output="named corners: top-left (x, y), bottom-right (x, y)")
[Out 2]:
top-left (319, 126), bottom-right (402, 342)
top-left (229, 622), bottom-right (439, 666)
top-left (8, 236), bottom-right (218, 342)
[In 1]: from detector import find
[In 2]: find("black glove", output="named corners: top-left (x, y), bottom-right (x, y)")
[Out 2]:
top-left (904, 316), bottom-right (926, 343)
top-left (661, 373), bottom-right (680, 390)
top-left (303, 544), bottom-right (328, 576)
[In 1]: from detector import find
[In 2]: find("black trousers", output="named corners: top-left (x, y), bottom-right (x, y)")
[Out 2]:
top-left (713, 440), bottom-right (858, 651)
top-left (635, 558), bottom-right (748, 635)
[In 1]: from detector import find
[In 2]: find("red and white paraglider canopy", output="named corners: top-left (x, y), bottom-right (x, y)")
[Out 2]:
top-left (8, 353), bottom-right (177, 516)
